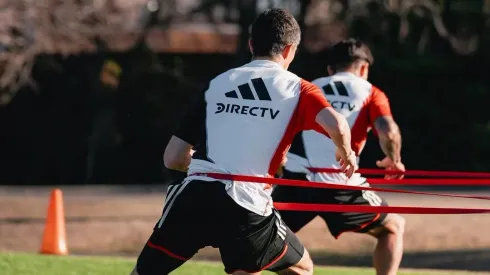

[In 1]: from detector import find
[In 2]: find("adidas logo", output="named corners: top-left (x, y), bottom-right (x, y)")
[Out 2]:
top-left (322, 81), bottom-right (349, 97)
top-left (225, 78), bottom-right (272, 101)
top-left (215, 77), bottom-right (280, 119)
top-left (322, 81), bottom-right (355, 111)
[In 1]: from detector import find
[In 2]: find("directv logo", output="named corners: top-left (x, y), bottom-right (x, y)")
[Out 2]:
top-left (215, 103), bottom-right (280, 119)
top-left (214, 77), bottom-right (280, 119)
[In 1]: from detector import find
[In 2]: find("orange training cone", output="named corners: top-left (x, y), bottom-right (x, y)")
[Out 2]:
top-left (40, 188), bottom-right (68, 255)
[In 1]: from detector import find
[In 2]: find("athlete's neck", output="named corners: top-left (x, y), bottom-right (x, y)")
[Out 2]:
top-left (337, 69), bottom-right (360, 77)
top-left (252, 56), bottom-right (287, 69)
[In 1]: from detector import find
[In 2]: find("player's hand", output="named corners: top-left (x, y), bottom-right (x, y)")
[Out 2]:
top-left (275, 155), bottom-right (287, 178)
top-left (335, 148), bottom-right (358, 178)
top-left (376, 157), bottom-right (406, 179)
top-left (280, 155), bottom-right (288, 166)
top-left (276, 166), bottom-right (284, 178)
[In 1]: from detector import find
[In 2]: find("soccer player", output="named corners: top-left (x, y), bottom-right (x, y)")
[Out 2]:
top-left (273, 39), bottom-right (406, 275)
top-left (130, 9), bottom-right (358, 275)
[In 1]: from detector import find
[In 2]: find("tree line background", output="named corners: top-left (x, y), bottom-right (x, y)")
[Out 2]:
top-left (0, 0), bottom-right (489, 186)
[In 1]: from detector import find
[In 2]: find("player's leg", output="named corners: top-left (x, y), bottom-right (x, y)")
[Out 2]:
top-left (320, 182), bottom-right (405, 275)
top-left (367, 213), bottom-right (405, 275)
top-left (274, 246), bottom-right (313, 275)
top-left (272, 170), bottom-right (318, 233)
top-left (267, 221), bottom-right (313, 275)
top-left (131, 242), bottom-right (188, 275)
top-left (130, 180), bottom-right (212, 275)
top-left (229, 247), bottom-right (313, 275)
top-left (218, 200), bottom-right (314, 275)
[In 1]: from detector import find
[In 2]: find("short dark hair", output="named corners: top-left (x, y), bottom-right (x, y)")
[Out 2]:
top-left (250, 9), bottom-right (301, 57)
top-left (327, 38), bottom-right (374, 72)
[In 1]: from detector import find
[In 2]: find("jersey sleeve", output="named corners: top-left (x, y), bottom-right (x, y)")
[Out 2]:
top-left (369, 86), bottom-right (393, 124)
top-left (174, 89), bottom-right (207, 146)
top-left (368, 86), bottom-right (393, 136)
top-left (297, 79), bottom-right (331, 135)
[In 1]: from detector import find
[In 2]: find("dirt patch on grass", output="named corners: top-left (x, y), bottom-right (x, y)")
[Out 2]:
top-left (1, 185), bottom-right (490, 271)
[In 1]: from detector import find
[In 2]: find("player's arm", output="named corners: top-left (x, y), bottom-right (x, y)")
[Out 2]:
top-left (369, 86), bottom-right (405, 178)
top-left (164, 137), bottom-right (194, 172)
top-left (315, 107), bottom-right (353, 161)
top-left (275, 155), bottom-right (287, 178)
top-left (373, 116), bottom-right (402, 164)
top-left (299, 79), bottom-right (357, 177)
top-left (164, 88), bottom-right (206, 172)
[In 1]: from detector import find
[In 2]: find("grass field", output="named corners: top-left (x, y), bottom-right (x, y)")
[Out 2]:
top-left (1, 252), bottom-right (488, 275)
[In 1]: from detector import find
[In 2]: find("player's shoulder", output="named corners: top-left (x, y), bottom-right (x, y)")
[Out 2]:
top-left (279, 69), bottom-right (301, 82)
top-left (258, 65), bottom-right (301, 84)
top-left (211, 63), bottom-right (300, 84)
top-left (339, 73), bottom-right (373, 89)
top-left (342, 75), bottom-right (388, 96)
top-left (370, 84), bottom-right (387, 96)
top-left (311, 76), bottom-right (333, 87)
top-left (311, 73), bottom-right (372, 87)
top-left (208, 67), bottom-right (236, 87)
top-left (298, 78), bottom-right (323, 94)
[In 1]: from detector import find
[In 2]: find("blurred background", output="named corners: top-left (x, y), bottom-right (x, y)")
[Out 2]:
top-left (0, 0), bottom-right (489, 186)
top-left (1, 0), bottom-right (490, 271)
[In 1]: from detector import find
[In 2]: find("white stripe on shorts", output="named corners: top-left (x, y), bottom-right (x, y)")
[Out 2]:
top-left (166, 184), bottom-right (178, 201)
top-left (157, 180), bottom-right (191, 228)
top-left (274, 211), bottom-right (287, 240)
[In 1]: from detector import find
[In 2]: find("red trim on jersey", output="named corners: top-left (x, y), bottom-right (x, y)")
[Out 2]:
top-left (267, 109), bottom-right (300, 177)
top-left (267, 79), bottom-right (332, 177)
top-left (350, 100), bottom-right (370, 155)
top-left (298, 79), bottom-right (332, 135)
top-left (226, 244), bottom-right (289, 274)
top-left (146, 241), bottom-right (189, 261)
top-left (350, 85), bottom-right (393, 154)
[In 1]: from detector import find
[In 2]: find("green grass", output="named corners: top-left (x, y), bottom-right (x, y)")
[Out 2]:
top-left (0, 252), bottom-right (485, 275)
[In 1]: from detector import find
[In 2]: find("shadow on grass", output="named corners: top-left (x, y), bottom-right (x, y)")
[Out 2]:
top-left (190, 248), bottom-right (490, 272)
top-left (313, 250), bottom-right (490, 272)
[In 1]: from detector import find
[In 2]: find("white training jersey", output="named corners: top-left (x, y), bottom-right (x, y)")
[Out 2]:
top-left (175, 60), bottom-right (332, 216)
top-left (284, 72), bottom-right (393, 186)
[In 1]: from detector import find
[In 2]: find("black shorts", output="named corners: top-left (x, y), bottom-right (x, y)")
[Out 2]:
top-left (135, 179), bottom-right (305, 275)
top-left (272, 170), bottom-right (388, 239)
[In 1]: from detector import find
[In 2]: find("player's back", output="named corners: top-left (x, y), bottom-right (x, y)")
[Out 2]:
top-left (286, 72), bottom-right (387, 185)
top-left (187, 59), bottom-right (324, 215)
top-left (190, 60), bottom-right (302, 176)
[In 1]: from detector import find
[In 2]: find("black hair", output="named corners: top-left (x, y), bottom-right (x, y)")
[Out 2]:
top-left (327, 38), bottom-right (374, 72)
top-left (250, 9), bottom-right (301, 57)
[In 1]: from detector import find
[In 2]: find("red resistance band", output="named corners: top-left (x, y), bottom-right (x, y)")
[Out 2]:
top-left (367, 178), bottom-right (490, 185)
top-left (307, 168), bottom-right (490, 178)
top-left (274, 203), bottom-right (490, 214)
top-left (198, 173), bottom-right (490, 201)
top-left (192, 173), bottom-right (490, 214)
